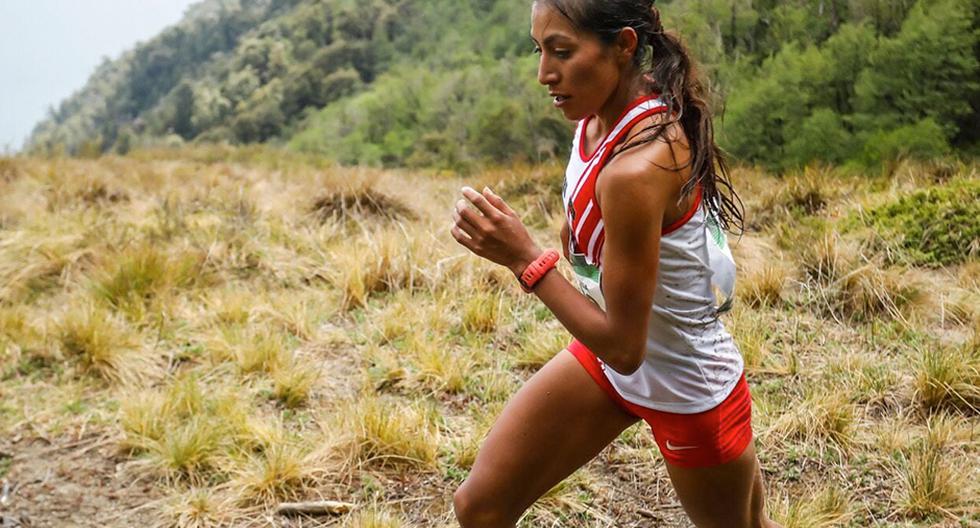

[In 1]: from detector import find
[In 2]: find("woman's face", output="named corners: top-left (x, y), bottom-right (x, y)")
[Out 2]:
top-left (530, 2), bottom-right (623, 121)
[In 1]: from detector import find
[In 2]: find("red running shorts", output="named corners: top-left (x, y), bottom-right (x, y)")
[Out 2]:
top-left (568, 339), bottom-right (753, 468)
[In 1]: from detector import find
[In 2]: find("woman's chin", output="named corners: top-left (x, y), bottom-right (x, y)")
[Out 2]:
top-left (557, 105), bottom-right (587, 121)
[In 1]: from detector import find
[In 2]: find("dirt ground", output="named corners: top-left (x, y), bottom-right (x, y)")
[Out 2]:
top-left (0, 423), bottom-right (699, 527)
top-left (0, 425), bottom-right (163, 527)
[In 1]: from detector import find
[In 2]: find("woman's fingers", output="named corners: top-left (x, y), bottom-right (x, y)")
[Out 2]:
top-left (450, 224), bottom-right (477, 251)
top-left (461, 187), bottom-right (505, 220)
top-left (452, 208), bottom-right (481, 240)
top-left (482, 186), bottom-right (517, 217)
top-left (456, 197), bottom-right (492, 233)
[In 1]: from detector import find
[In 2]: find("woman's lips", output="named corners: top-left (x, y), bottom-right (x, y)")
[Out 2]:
top-left (552, 94), bottom-right (570, 107)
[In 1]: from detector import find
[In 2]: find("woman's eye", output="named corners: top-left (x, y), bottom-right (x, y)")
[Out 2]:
top-left (554, 49), bottom-right (571, 59)
top-left (532, 46), bottom-right (542, 55)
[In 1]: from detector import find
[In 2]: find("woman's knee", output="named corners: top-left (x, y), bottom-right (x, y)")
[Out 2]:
top-left (453, 479), bottom-right (519, 528)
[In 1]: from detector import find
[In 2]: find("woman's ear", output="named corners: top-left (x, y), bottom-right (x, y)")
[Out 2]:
top-left (616, 27), bottom-right (639, 65)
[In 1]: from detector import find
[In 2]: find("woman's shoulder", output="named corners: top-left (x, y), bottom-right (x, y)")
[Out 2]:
top-left (602, 117), bottom-right (689, 185)
top-left (596, 118), bottom-right (691, 221)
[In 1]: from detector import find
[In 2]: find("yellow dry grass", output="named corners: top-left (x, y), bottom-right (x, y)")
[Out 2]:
top-left (1, 149), bottom-right (978, 526)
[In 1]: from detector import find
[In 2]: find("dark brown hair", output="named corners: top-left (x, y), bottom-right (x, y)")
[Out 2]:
top-left (538, 0), bottom-right (744, 233)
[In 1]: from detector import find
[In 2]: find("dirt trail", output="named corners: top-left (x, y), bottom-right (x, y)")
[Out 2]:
top-left (0, 427), bottom-right (162, 527)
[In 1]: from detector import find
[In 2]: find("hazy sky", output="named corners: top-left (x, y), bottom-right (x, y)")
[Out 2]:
top-left (0, 0), bottom-right (200, 152)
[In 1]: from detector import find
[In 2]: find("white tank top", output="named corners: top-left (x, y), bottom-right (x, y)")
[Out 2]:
top-left (562, 94), bottom-right (743, 414)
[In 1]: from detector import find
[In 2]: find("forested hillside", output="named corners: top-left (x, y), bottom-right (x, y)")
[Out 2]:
top-left (27, 0), bottom-right (979, 170)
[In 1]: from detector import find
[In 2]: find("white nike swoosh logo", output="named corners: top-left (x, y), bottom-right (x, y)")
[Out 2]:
top-left (665, 440), bottom-right (698, 451)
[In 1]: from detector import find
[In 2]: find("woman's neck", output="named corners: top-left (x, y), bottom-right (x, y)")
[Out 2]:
top-left (593, 74), bottom-right (648, 138)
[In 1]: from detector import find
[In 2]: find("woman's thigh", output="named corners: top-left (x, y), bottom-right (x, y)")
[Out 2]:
top-left (664, 442), bottom-right (773, 528)
top-left (455, 348), bottom-right (639, 524)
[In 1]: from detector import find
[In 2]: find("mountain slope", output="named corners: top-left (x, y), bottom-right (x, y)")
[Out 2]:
top-left (27, 0), bottom-right (979, 170)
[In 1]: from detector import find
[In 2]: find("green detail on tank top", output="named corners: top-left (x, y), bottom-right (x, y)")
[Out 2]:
top-left (706, 213), bottom-right (727, 249)
top-left (569, 253), bottom-right (600, 282)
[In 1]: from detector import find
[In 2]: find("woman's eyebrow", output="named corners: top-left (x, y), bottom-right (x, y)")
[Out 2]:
top-left (529, 33), bottom-right (572, 46)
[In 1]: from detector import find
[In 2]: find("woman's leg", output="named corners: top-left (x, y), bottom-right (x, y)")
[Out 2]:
top-left (453, 349), bottom-right (640, 528)
top-left (664, 442), bottom-right (781, 528)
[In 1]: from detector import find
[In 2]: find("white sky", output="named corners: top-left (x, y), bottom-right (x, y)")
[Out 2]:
top-left (0, 0), bottom-right (200, 152)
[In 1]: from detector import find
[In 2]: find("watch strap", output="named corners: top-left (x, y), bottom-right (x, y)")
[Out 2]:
top-left (518, 249), bottom-right (560, 293)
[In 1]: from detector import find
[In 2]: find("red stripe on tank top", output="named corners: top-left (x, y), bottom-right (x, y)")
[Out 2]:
top-left (577, 93), bottom-right (662, 162)
top-left (568, 104), bottom-right (669, 264)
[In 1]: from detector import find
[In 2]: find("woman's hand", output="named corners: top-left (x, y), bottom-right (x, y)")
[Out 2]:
top-left (450, 186), bottom-right (542, 276)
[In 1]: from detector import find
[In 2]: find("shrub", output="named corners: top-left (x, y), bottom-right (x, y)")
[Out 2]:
top-left (861, 118), bottom-right (951, 166)
top-left (854, 178), bottom-right (980, 266)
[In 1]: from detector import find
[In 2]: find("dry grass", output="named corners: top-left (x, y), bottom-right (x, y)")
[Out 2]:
top-left (404, 333), bottom-right (472, 394)
top-left (739, 264), bottom-right (787, 308)
top-left (3, 152), bottom-right (978, 527)
top-left (894, 443), bottom-right (964, 518)
top-left (332, 394), bottom-right (441, 469)
top-left (57, 302), bottom-right (157, 384)
top-left (725, 305), bottom-right (773, 372)
top-left (768, 387), bottom-right (856, 449)
top-left (770, 486), bottom-right (851, 528)
top-left (912, 341), bottom-right (980, 411)
top-left (165, 487), bottom-right (233, 528)
top-left (342, 507), bottom-right (408, 528)
top-left (461, 291), bottom-right (502, 334)
top-left (230, 440), bottom-right (316, 504)
top-left (270, 359), bottom-right (318, 408)
top-left (513, 320), bottom-right (568, 369)
top-left (92, 243), bottom-right (206, 316)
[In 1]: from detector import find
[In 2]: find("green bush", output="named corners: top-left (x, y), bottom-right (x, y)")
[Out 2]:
top-left (861, 118), bottom-right (951, 165)
top-left (856, 178), bottom-right (980, 266)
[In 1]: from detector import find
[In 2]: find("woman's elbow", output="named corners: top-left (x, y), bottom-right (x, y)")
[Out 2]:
top-left (606, 347), bottom-right (644, 376)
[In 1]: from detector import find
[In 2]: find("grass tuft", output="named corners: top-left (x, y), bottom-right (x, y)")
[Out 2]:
top-left (234, 329), bottom-right (289, 375)
top-left (800, 233), bottom-right (850, 284)
top-left (150, 415), bottom-right (224, 480)
top-left (769, 388), bottom-right (855, 448)
top-left (912, 341), bottom-right (980, 410)
top-left (342, 507), bottom-right (407, 528)
top-left (92, 243), bottom-right (205, 317)
top-left (837, 264), bottom-right (922, 321)
top-left (271, 359), bottom-right (318, 408)
top-left (166, 487), bottom-right (231, 528)
top-left (333, 394), bottom-right (440, 469)
top-left (120, 390), bottom-right (169, 452)
top-left (404, 334), bottom-right (471, 394)
top-left (167, 487), bottom-right (231, 528)
top-left (726, 305), bottom-right (773, 372)
top-left (232, 441), bottom-right (314, 504)
top-left (894, 442), bottom-right (963, 518)
top-left (57, 303), bottom-right (150, 384)
top-left (770, 486), bottom-right (851, 528)
top-left (330, 230), bottom-right (421, 311)
top-left (739, 264), bottom-right (787, 308)
top-left (312, 181), bottom-right (415, 224)
top-left (514, 321), bottom-right (567, 369)
top-left (461, 291), bottom-right (502, 334)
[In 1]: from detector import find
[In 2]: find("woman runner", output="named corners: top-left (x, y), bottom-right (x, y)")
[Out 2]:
top-left (449, 1), bottom-right (781, 526)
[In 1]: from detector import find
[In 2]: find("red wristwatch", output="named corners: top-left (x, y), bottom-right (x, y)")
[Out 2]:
top-left (518, 249), bottom-right (560, 293)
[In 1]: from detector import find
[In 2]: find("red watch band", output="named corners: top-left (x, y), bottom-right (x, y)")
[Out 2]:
top-left (518, 249), bottom-right (560, 293)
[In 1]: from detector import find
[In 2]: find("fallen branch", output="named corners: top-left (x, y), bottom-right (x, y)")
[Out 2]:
top-left (1, 479), bottom-right (10, 507)
top-left (275, 500), bottom-right (356, 516)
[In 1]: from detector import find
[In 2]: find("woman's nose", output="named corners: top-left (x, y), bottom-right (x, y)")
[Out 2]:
top-left (537, 57), bottom-right (558, 86)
